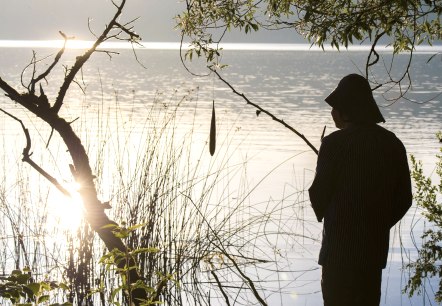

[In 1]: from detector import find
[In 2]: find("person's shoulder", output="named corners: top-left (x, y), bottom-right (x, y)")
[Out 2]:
top-left (374, 125), bottom-right (407, 151)
top-left (323, 128), bottom-right (347, 140)
top-left (323, 124), bottom-right (404, 146)
top-left (320, 129), bottom-right (348, 151)
top-left (374, 125), bottom-right (402, 141)
top-left (321, 128), bottom-right (349, 144)
top-left (373, 124), bottom-right (394, 135)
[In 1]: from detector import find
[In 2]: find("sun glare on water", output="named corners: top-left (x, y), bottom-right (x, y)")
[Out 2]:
top-left (47, 182), bottom-right (84, 233)
top-left (1, 39), bottom-right (442, 52)
top-left (0, 40), bottom-right (181, 50)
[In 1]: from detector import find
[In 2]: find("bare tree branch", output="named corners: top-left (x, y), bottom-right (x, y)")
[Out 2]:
top-left (0, 1), bottom-right (150, 304)
top-left (0, 108), bottom-right (71, 197)
top-left (0, 77), bottom-right (22, 102)
top-left (29, 31), bottom-right (70, 94)
top-left (210, 67), bottom-right (319, 155)
top-left (20, 51), bottom-right (37, 90)
top-left (366, 31), bottom-right (385, 80)
top-left (53, 0), bottom-right (128, 113)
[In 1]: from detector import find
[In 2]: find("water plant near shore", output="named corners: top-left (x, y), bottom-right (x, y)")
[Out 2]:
top-left (405, 133), bottom-right (442, 302)
top-left (0, 87), bottom-right (314, 305)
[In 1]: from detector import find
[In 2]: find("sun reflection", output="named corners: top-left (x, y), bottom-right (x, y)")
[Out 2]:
top-left (47, 182), bottom-right (84, 233)
top-left (1, 40), bottom-right (442, 52)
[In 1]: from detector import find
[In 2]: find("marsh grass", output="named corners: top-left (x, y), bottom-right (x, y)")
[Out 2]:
top-left (0, 86), bottom-right (318, 305)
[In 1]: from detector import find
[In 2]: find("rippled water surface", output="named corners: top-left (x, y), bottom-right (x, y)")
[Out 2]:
top-left (0, 46), bottom-right (441, 305)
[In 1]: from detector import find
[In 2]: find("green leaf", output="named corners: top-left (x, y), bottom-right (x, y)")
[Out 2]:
top-left (128, 222), bottom-right (148, 231)
top-left (40, 282), bottom-right (52, 291)
top-left (22, 267), bottom-right (31, 273)
top-left (26, 283), bottom-right (41, 296)
top-left (16, 273), bottom-right (31, 284)
top-left (101, 223), bottom-right (119, 230)
top-left (111, 286), bottom-right (124, 302)
top-left (426, 53), bottom-right (439, 63)
top-left (37, 295), bottom-right (50, 304)
top-left (58, 283), bottom-right (70, 291)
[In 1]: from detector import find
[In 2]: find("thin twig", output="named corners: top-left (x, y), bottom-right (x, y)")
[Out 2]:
top-left (211, 270), bottom-right (231, 306)
top-left (20, 51), bottom-right (37, 90)
top-left (210, 68), bottom-right (319, 155)
top-left (320, 126), bottom-right (326, 141)
top-left (181, 192), bottom-right (268, 306)
top-left (53, 0), bottom-right (128, 113)
top-left (46, 128), bottom-right (55, 149)
top-left (366, 31), bottom-right (385, 80)
top-left (179, 33), bottom-right (211, 77)
top-left (29, 31), bottom-right (70, 94)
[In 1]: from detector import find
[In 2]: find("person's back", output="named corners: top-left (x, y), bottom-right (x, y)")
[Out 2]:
top-left (311, 124), bottom-right (411, 270)
top-left (309, 74), bottom-right (412, 306)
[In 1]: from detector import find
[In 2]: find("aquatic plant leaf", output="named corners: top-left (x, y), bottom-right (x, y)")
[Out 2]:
top-left (209, 100), bottom-right (216, 156)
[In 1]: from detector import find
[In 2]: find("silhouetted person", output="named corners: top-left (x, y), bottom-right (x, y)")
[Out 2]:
top-left (309, 74), bottom-right (412, 306)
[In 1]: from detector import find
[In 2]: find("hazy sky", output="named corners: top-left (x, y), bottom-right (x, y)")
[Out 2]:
top-left (0, 0), bottom-right (304, 43)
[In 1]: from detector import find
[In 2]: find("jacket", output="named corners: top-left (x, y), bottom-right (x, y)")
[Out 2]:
top-left (308, 124), bottom-right (412, 269)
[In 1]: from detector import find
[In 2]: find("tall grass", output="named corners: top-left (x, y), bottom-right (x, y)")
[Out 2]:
top-left (0, 86), bottom-right (318, 305)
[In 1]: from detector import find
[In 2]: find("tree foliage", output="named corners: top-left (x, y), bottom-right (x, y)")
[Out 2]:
top-left (178, 0), bottom-right (441, 58)
top-left (0, 268), bottom-right (71, 306)
top-left (405, 133), bottom-right (442, 302)
top-left (177, 0), bottom-right (441, 104)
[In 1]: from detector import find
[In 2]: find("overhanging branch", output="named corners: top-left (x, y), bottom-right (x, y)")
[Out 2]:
top-left (210, 67), bottom-right (319, 155)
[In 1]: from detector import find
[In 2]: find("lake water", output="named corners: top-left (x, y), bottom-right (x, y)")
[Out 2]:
top-left (0, 45), bottom-right (441, 305)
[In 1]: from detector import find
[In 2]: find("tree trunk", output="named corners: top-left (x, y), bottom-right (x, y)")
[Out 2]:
top-left (0, 79), bottom-right (148, 304)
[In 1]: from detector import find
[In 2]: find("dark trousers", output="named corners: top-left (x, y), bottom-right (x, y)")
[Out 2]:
top-left (321, 265), bottom-right (382, 306)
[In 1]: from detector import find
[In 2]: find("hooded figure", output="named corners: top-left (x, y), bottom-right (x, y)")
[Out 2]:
top-left (309, 74), bottom-right (412, 306)
top-left (325, 73), bottom-right (385, 124)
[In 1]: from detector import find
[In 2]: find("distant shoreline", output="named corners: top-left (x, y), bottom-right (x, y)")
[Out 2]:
top-left (0, 40), bottom-right (441, 53)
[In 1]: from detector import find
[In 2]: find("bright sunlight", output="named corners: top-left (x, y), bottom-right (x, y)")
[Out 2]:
top-left (47, 181), bottom-right (84, 233)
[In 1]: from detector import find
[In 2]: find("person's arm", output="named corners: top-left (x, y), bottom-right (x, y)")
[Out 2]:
top-left (308, 136), bottom-right (340, 222)
top-left (390, 140), bottom-right (413, 227)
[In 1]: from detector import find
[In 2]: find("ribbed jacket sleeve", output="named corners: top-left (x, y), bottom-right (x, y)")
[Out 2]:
top-left (390, 140), bottom-right (413, 227)
top-left (309, 136), bottom-right (343, 222)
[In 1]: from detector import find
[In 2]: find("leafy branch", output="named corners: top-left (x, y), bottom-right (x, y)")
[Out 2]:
top-left (178, 0), bottom-right (442, 103)
top-left (405, 134), bottom-right (442, 301)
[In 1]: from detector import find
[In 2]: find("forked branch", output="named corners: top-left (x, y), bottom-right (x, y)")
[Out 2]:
top-left (29, 32), bottom-right (70, 94)
top-left (53, 0), bottom-right (129, 113)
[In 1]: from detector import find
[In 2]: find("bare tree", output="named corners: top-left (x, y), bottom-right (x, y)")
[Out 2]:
top-left (0, 0), bottom-right (149, 304)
